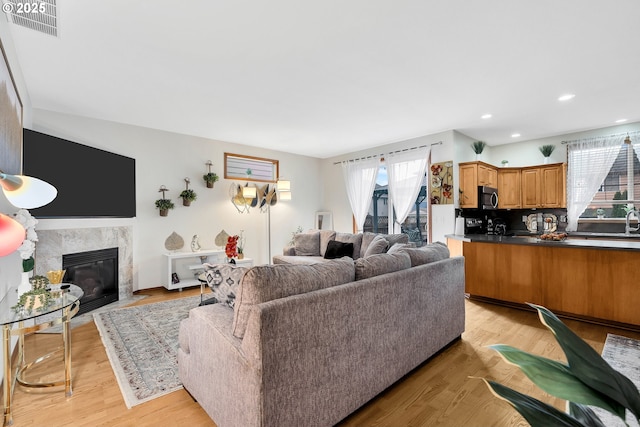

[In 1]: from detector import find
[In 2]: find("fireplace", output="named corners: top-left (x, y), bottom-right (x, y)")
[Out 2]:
top-left (62, 247), bottom-right (119, 316)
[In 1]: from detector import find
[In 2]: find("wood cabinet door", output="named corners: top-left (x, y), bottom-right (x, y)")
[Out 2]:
top-left (459, 164), bottom-right (478, 208)
top-left (521, 168), bottom-right (540, 208)
top-left (478, 164), bottom-right (498, 187)
top-left (497, 169), bottom-right (521, 209)
top-left (540, 164), bottom-right (565, 208)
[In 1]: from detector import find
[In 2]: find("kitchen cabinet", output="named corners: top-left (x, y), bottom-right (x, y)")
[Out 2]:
top-left (458, 161), bottom-right (497, 208)
top-left (462, 239), bottom-right (640, 327)
top-left (521, 163), bottom-right (566, 208)
top-left (497, 169), bottom-right (521, 209)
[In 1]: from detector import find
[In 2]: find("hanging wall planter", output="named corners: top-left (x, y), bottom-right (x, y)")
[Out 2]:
top-left (203, 160), bottom-right (219, 188)
top-left (155, 185), bottom-right (175, 217)
top-left (180, 178), bottom-right (197, 206)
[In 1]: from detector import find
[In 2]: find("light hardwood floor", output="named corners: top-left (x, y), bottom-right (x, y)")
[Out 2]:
top-left (6, 288), bottom-right (639, 427)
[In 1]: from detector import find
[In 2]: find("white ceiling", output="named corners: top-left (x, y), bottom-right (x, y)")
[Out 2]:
top-left (6, 0), bottom-right (640, 159)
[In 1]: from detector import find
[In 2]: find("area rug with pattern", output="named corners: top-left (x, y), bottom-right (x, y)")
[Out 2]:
top-left (93, 295), bottom-right (201, 408)
top-left (592, 333), bottom-right (640, 427)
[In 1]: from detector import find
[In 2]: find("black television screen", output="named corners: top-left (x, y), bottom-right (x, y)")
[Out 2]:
top-left (22, 129), bottom-right (136, 218)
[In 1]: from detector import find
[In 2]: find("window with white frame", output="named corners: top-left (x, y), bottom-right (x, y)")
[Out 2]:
top-left (581, 142), bottom-right (640, 218)
top-left (569, 135), bottom-right (640, 222)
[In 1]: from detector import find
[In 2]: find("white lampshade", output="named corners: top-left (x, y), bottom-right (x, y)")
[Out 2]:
top-left (0, 213), bottom-right (25, 257)
top-left (242, 185), bottom-right (257, 199)
top-left (277, 179), bottom-right (291, 191)
top-left (0, 173), bottom-right (58, 209)
top-left (279, 191), bottom-right (292, 201)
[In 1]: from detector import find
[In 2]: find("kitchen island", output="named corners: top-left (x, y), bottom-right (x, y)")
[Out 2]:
top-left (446, 233), bottom-right (640, 329)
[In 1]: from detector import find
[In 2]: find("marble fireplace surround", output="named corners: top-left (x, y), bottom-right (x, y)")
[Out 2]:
top-left (35, 226), bottom-right (134, 301)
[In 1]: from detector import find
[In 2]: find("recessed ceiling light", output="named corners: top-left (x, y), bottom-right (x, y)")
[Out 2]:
top-left (558, 94), bottom-right (575, 102)
top-left (481, 114), bottom-right (492, 119)
top-left (616, 119), bottom-right (627, 123)
top-left (511, 133), bottom-right (521, 138)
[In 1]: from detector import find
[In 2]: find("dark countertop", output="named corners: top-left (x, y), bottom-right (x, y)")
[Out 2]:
top-left (445, 233), bottom-right (640, 251)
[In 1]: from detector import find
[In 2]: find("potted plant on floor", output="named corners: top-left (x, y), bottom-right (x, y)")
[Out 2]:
top-left (203, 160), bottom-right (219, 188)
top-left (478, 303), bottom-right (640, 426)
top-left (155, 185), bottom-right (175, 216)
top-left (180, 178), bottom-right (197, 206)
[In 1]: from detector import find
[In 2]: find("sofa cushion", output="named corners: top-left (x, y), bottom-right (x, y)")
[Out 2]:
top-left (294, 231), bottom-right (321, 256)
top-left (203, 263), bottom-right (250, 308)
top-left (324, 240), bottom-right (354, 259)
top-left (318, 230), bottom-right (337, 257)
top-left (387, 242), bottom-right (412, 254)
top-left (272, 255), bottom-right (327, 265)
top-left (363, 234), bottom-right (388, 257)
top-left (354, 252), bottom-right (411, 280)
top-left (335, 232), bottom-right (363, 259)
top-left (232, 257), bottom-right (356, 338)
top-left (381, 233), bottom-right (410, 247)
top-left (400, 241), bottom-right (450, 267)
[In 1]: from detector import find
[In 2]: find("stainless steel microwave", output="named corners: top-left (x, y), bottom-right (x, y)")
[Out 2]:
top-left (478, 186), bottom-right (498, 210)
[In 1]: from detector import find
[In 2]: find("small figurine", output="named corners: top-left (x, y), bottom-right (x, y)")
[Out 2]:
top-left (191, 234), bottom-right (201, 252)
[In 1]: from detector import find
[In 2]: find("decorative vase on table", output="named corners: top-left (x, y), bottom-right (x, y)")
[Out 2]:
top-left (18, 272), bottom-right (32, 296)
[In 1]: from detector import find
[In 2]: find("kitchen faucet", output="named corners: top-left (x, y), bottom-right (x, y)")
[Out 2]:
top-left (625, 208), bottom-right (640, 235)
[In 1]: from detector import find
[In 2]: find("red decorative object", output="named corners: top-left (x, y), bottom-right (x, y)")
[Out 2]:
top-left (225, 235), bottom-right (239, 259)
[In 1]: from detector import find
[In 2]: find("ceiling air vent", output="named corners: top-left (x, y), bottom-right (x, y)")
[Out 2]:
top-left (3, 0), bottom-right (58, 37)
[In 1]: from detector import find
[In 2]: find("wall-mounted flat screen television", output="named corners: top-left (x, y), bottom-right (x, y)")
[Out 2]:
top-left (22, 129), bottom-right (136, 218)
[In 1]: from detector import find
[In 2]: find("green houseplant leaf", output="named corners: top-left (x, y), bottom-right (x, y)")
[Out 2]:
top-left (531, 303), bottom-right (640, 421)
top-left (480, 379), bottom-right (597, 427)
top-left (490, 344), bottom-right (624, 418)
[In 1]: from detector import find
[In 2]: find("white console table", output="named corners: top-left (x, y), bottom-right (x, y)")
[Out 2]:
top-left (162, 249), bottom-right (225, 290)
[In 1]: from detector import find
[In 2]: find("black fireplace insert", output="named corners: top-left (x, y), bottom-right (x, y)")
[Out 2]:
top-left (62, 247), bottom-right (119, 316)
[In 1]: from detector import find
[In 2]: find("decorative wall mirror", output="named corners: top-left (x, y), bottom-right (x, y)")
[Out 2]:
top-left (224, 153), bottom-right (279, 182)
top-left (315, 211), bottom-right (333, 230)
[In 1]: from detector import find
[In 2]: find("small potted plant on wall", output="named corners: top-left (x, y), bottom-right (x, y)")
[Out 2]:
top-left (180, 178), bottom-right (197, 206)
top-left (203, 160), bottom-right (219, 188)
top-left (155, 185), bottom-right (175, 216)
top-left (539, 144), bottom-right (556, 164)
top-left (471, 141), bottom-right (487, 160)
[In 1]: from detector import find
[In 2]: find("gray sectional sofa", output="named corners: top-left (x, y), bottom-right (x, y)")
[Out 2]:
top-left (272, 230), bottom-right (410, 265)
top-left (178, 240), bottom-right (465, 427)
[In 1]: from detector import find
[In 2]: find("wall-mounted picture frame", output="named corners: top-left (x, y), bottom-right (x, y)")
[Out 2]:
top-left (0, 37), bottom-right (23, 175)
top-left (315, 211), bottom-right (333, 230)
top-left (224, 152), bottom-right (279, 183)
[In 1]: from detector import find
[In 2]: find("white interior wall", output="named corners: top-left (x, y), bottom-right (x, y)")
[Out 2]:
top-left (430, 131), bottom-right (455, 243)
top-left (32, 109), bottom-right (322, 291)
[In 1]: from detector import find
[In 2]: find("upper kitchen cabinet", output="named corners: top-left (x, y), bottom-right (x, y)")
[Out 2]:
top-left (521, 163), bottom-right (566, 208)
top-left (459, 161), bottom-right (497, 208)
top-left (497, 168), bottom-right (521, 209)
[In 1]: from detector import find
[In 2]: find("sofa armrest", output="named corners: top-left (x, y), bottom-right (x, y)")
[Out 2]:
top-left (282, 245), bottom-right (296, 256)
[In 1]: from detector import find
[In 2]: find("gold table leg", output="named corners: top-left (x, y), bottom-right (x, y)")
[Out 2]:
top-left (3, 324), bottom-right (12, 426)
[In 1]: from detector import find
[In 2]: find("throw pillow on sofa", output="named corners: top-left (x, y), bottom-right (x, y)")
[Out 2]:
top-left (294, 231), bottom-right (321, 256)
top-left (232, 257), bottom-right (355, 338)
top-left (387, 242), bottom-right (414, 254)
top-left (354, 252), bottom-right (411, 280)
top-left (334, 232), bottom-right (363, 259)
top-left (400, 241), bottom-right (450, 267)
top-left (203, 263), bottom-right (250, 308)
top-left (363, 234), bottom-right (388, 257)
top-left (324, 240), bottom-right (354, 259)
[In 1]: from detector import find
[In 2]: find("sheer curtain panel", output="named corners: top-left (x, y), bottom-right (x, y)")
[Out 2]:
top-left (341, 158), bottom-right (379, 232)
top-left (385, 147), bottom-right (430, 233)
top-left (566, 136), bottom-right (624, 231)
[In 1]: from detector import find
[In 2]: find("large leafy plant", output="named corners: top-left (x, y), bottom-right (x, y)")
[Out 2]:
top-left (479, 304), bottom-right (640, 426)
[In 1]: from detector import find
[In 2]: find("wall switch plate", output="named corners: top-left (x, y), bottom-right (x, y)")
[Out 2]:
top-left (522, 215), bottom-right (528, 222)
top-left (560, 215), bottom-right (567, 222)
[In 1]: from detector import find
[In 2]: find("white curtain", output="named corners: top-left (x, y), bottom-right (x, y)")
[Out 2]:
top-left (566, 136), bottom-right (624, 231)
top-left (341, 158), bottom-right (379, 232)
top-left (385, 147), bottom-right (430, 233)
